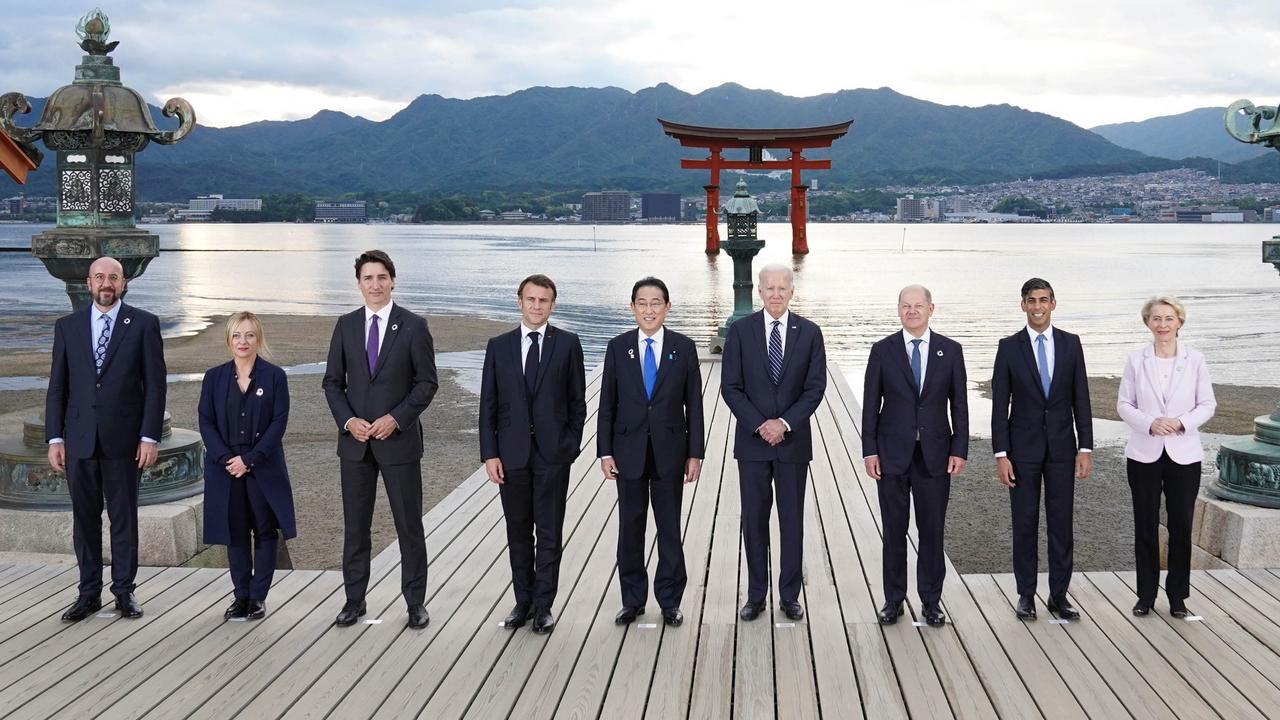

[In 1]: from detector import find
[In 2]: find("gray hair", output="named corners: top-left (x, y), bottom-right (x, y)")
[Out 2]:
top-left (898, 284), bottom-right (932, 304)
top-left (758, 263), bottom-right (795, 287)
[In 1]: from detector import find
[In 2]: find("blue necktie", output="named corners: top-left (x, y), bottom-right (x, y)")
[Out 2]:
top-left (643, 338), bottom-right (657, 399)
top-left (1036, 333), bottom-right (1051, 398)
top-left (95, 313), bottom-right (111, 374)
top-left (910, 338), bottom-right (923, 394)
top-left (768, 320), bottom-right (783, 384)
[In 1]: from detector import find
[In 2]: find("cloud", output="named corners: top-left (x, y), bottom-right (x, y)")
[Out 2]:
top-left (2, 0), bottom-right (1278, 129)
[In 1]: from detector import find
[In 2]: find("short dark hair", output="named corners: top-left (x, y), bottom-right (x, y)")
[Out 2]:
top-left (1020, 277), bottom-right (1054, 300)
top-left (355, 250), bottom-right (396, 279)
top-left (631, 276), bottom-right (670, 304)
top-left (518, 273), bottom-right (557, 300)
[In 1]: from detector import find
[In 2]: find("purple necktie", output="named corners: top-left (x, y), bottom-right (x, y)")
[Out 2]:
top-left (367, 314), bottom-right (380, 374)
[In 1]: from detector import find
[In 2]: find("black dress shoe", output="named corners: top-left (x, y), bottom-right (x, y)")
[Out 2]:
top-left (662, 608), bottom-right (683, 627)
top-left (878, 601), bottom-right (904, 625)
top-left (780, 600), bottom-right (805, 621)
top-left (614, 606), bottom-right (645, 625)
top-left (224, 598), bottom-right (249, 620)
top-left (115, 593), bottom-right (143, 619)
top-left (407, 604), bottom-right (429, 629)
top-left (335, 599), bottom-right (366, 627)
top-left (531, 607), bottom-right (555, 634)
top-left (922, 602), bottom-right (946, 626)
top-left (739, 600), bottom-right (766, 621)
top-left (1016, 595), bottom-right (1036, 621)
top-left (1047, 596), bottom-right (1079, 621)
top-left (61, 595), bottom-right (102, 622)
top-left (1169, 601), bottom-right (1191, 619)
top-left (1132, 602), bottom-right (1152, 616)
top-left (503, 604), bottom-right (534, 629)
top-left (246, 600), bottom-right (266, 621)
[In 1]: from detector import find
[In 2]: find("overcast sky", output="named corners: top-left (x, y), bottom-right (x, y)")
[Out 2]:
top-left (2, 1), bottom-right (1275, 129)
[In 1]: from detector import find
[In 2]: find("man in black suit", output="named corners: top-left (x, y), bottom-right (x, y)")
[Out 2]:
top-left (323, 250), bottom-right (438, 629)
top-left (991, 278), bottom-right (1092, 621)
top-left (598, 277), bottom-right (704, 628)
top-left (722, 263), bottom-right (827, 622)
top-left (863, 285), bottom-right (967, 627)
top-left (46, 256), bottom-right (166, 622)
top-left (480, 274), bottom-right (586, 634)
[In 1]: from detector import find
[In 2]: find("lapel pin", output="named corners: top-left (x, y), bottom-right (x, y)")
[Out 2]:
top-left (122, 317), bottom-right (131, 325)
top-left (628, 348), bottom-right (635, 359)
top-left (391, 323), bottom-right (399, 331)
top-left (255, 388), bottom-right (264, 396)
top-left (936, 349), bottom-right (944, 356)
top-left (668, 353), bottom-right (675, 361)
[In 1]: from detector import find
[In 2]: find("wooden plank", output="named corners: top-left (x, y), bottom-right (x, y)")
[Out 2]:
top-left (1240, 568), bottom-right (1280, 604)
top-left (0, 565), bottom-right (165, 647)
top-left (1202, 569), bottom-right (1280, 655)
top-left (0, 563), bottom-right (74, 606)
top-left (732, 522), bottom-right (774, 720)
top-left (0, 563), bottom-right (40, 585)
top-left (1084, 572), bottom-right (1266, 719)
top-left (769, 481), bottom-right (819, 720)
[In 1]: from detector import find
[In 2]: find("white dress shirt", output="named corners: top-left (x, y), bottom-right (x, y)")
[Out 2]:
top-left (521, 322), bottom-right (547, 370)
top-left (1028, 324), bottom-right (1055, 379)
top-left (901, 327), bottom-right (932, 385)
top-left (639, 326), bottom-right (664, 368)
top-left (763, 310), bottom-right (790, 359)
top-left (364, 301), bottom-right (393, 354)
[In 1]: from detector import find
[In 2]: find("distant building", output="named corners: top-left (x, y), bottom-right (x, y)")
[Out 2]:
top-left (4, 196), bottom-right (25, 214)
top-left (897, 195), bottom-right (926, 222)
top-left (581, 191), bottom-right (630, 222)
top-left (478, 209), bottom-right (496, 221)
top-left (1162, 206), bottom-right (1255, 223)
top-left (499, 209), bottom-right (530, 221)
top-left (682, 199), bottom-right (702, 221)
top-left (946, 196), bottom-right (974, 214)
top-left (1265, 207), bottom-right (1280, 222)
top-left (641, 193), bottom-right (680, 221)
top-left (315, 201), bottom-right (367, 223)
top-left (177, 194), bottom-right (262, 221)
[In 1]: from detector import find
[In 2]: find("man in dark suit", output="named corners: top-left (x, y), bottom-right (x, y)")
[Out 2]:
top-left (480, 274), bottom-right (586, 634)
top-left (863, 284), bottom-right (967, 627)
top-left (991, 278), bottom-right (1092, 621)
top-left (46, 256), bottom-right (166, 622)
top-left (323, 250), bottom-right (438, 629)
top-left (598, 277), bottom-right (704, 628)
top-left (722, 263), bottom-right (827, 622)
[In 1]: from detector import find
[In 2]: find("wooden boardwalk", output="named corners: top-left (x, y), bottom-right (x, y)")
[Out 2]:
top-left (2, 358), bottom-right (1280, 719)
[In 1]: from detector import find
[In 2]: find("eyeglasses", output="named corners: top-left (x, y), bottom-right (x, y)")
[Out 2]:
top-left (633, 300), bottom-right (667, 310)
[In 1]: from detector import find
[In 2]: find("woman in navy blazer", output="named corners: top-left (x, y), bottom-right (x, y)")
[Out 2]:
top-left (1117, 295), bottom-right (1215, 619)
top-left (198, 312), bottom-right (297, 620)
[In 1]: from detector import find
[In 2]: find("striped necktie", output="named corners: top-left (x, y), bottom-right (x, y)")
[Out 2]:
top-left (768, 320), bottom-right (783, 384)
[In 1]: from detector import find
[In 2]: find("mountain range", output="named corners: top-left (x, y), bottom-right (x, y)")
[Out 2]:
top-left (8, 84), bottom-right (1278, 201)
top-left (1091, 107), bottom-right (1271, 164)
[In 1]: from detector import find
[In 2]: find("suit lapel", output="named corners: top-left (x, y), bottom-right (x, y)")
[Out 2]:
top-left (216, 361), bottom-right (233, 444)
top-left (369, 305), bottom-right (402, 380)
top-left (1017, 331), bottom-right (1042, 398)
top-left (776, 315), bottom-right (801, 382)
top-left (649, 329), bottom-right (677, 398)
top-left (1141, 346), bottom-right (1166, 413)
top-left (891, 333), bottom-right (920, 397)
top-left (533, 325), bottom-right (558, 394)
top-left (346, 310), bottom-right (370, 383)
top-left (921, 335), bottom-right (944, 397)
top-left (624, 329), bottom-right (648, 398)
top-left (98, 304), bottom-right (133, 376)
top-left (1047, 328), bottom-right (1068, 399)
top-left (79, 307), bottom-right (98, 371)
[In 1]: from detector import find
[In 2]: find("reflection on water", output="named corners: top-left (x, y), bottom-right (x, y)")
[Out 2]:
top-left (2, 222), bottom-right (1277, 386)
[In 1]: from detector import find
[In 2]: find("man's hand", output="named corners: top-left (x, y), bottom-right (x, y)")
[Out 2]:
top-left (368, 414), bottom-right (398, 441)
top-left (48, 443), bottom-right (66, 472)
top-left (864, 455), bottom-right (882, 481)
top-left (485, 458), bottom-right (505, 485)
top-left (226, 455), bottom-right (248, 478)
top-left (347, 418), bottom-right (373, 442)
top-left (684, 458), bottom-right (702, 484)
top-left (758, 419), bottom-right (787, 446)
top-left (947, 456), bottom-right (966, 476)
top-left (1075, 452), bottom-right (1093, 480)
top-left (601, 457), bottom-right (620, 480)
top-left (996, 456), bottom-right (1016, 488)
top-left (137, 440), bottom-right (159, 470)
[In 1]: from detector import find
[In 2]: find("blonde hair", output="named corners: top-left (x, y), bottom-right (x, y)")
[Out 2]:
top-left (224, 311), bottom-right (272, 360)
top-left (1140, 295), bottom-right (1186, 325)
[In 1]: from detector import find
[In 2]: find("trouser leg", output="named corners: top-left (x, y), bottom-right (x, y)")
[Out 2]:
top-left (615, 474), bottom-right (650, 608)
top-left (878, 469), bottom-right (911, 605)
top-left (244, 476), bottom-right (280, 602)
top-left (67, 456), bottom-right (105, 597)
top-left (227, 475), bottom-right (253, 600)
top-left (774, 462), bottom-right (808, 604)
top-left (340, 452), bottom-right (380, 602)
top-left (650, 447), bottom-right (687, 609)
top-left (1127, 458), bottom-right (1163, 604)
top-left (1042, 460), bottom-right (1076, 599)
top-left (1162, 456), bottom-right (1201, 603)
top-left (911, 452), bottom-right (950, 605)
top-left (499, 465), bottom-right (535, 606)
top-left (383, 461), bottom-right (428, 606)
top-left (530, 458), bottom-right (570, 609)
top-left (1009, 459), bottom-right (1043, 597)
top-left (738, 460), bottom-right (774, 604)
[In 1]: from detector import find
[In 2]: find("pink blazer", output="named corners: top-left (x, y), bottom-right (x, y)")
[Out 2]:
top-left (1116, 343), bottom-right (1216, 464)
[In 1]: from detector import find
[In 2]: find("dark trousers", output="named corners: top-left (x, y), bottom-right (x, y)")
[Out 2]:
top-left (1128, 452), bottom-right (1200, 604)
top-left (499, 441), bottom-right (571, 609)
top-left (227, 472), bottom-right (280, 602)
top-left (616, 440), bottom-right (687, 610)
top-left (340, 449), bottom-right (428, 606)
top-left (879, 443), bottom-right (950, 605)
top-left (67, 451), bottom-right (140, 597)
top-left (739, 459), bottom-right (807, 604)
top-left (1009, 457), bottom-right (1075, 598)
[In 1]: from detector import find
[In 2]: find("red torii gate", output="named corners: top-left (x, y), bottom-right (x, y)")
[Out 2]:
top-left (658, 118), bottom-right (853, 255)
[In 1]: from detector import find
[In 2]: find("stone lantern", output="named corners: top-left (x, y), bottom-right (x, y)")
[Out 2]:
top-left (0, 9), bottom-right (203, 517)
top-left (711, 179), bottom-right (766, 353)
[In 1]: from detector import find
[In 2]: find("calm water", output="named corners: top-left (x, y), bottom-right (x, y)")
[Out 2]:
top-left (1, 222), bottom-right (1276, 386)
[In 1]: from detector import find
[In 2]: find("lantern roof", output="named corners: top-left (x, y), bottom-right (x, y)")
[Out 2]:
top-left (724, 179), bottom-right (758, 215)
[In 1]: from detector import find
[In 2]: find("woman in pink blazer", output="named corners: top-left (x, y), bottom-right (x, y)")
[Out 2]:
top-left (1117, 295), bottom-right (1215, 618)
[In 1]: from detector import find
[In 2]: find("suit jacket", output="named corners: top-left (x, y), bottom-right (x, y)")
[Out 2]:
top-left (721, 310), bottom-right (827, 463)
top-left (479, 324), bottom-right (587, 469)
top-left (1117, 343), bottom-right (1216, 464)
top-left (597, 328), bottom-right (705, 481)
top-left (322, 304), bottom-right (438, 464)
top-left (45, 302), bottom-right (167, 460)
top-left (862, 330), bottom-right (968, 477)
top-left (198, 357), bottom-right (297, 545)
top-left (991, 327), bottom-right (1093, 463)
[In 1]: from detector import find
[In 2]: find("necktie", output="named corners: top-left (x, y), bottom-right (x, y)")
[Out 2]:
top-left (768, 320), bottom-right (783, 384)
top-left (1036, 333), bottom-right (1051, 398)
top-left (910, 338), bottom-right (923, 393)
top-left (525, 331), bottom-right (540, 396)
top-left (366, 314), bottom-right (380, 375)
top-left (643, 338), bottom-right (657, 399)
top-left (95, 313), bottom-right (111, 374)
